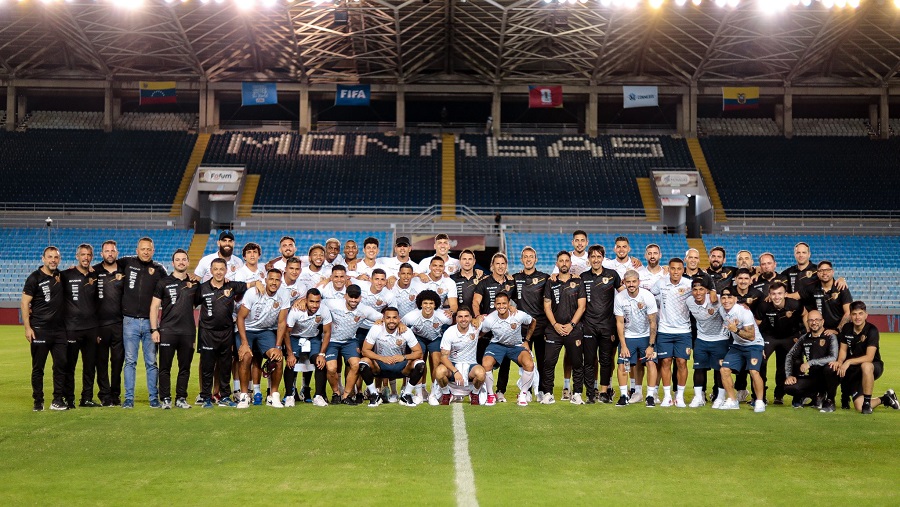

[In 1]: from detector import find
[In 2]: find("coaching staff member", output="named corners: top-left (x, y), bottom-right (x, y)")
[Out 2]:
top-left (22, 246), bottom-right (67, 411)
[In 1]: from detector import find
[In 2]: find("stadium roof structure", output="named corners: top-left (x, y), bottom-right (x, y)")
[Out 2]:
top-left (1, 0), bottom-right (900, 88)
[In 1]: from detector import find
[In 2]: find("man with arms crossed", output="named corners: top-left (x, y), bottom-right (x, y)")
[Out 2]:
top-left (613, 270), bottom-right (659, 407)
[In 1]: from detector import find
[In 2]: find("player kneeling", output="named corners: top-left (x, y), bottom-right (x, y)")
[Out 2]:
top-left (358, 307), bottom-right (425, 407)
top-left (480, 293), bottom-right (537, 406)
top-left (433, 307), bottom-right (487, 405)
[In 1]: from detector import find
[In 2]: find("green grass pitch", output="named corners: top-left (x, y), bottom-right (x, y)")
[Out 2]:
top-left (1, 325), bottom-right (898, 506)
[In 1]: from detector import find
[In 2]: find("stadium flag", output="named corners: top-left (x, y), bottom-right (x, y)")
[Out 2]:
top-left (139, 81), bottom-right (176, 105)
top-left (623, 86), bottom-right (658, 109)
top-left (335, 84), bottom-right (371, 106)
top-left (722, 86), bottom-right (759, 111)
top-left (241, 82), bottom-right (278, 106)
top-left (528, 85), bottom-right (563, 108)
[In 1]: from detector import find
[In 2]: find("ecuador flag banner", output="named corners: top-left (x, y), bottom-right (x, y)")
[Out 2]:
top-left (139, 81), bottom-right (177, 105)
top-left (722, 86), bottom-right (759, 111)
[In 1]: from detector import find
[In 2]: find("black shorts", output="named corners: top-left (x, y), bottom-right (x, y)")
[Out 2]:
top-left (842, 361), bottom-right (884, 399)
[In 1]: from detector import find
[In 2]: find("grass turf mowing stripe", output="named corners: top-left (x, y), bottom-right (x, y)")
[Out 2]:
top-left (453, 403), bottom-right (478, 507)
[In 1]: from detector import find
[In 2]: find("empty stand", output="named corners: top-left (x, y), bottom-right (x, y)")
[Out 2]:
top-left (0, 228), bottom-right (194, 301)
top-left (201, 133), bottom-right (440, 211)
top-left (792, 118), bottom-right (870, 137)
top-left (26, 111), bottom-right (104, 130)
top-left (0, 130), bottom-right (196, 205)
top-left (504, 233), bottom-right (690, 274)
top-left (455, 135), bottom-right (693, 211)
top-left (699, 137), bottom-right (900, 210)
top-left (115, 112), bottom-right (197, 131)
top-left (698, 118), bottom-right (780, 136)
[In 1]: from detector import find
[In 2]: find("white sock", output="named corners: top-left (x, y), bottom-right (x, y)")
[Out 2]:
top-left (635, 386), bottom-right (643, 397)
top-left (416, 384), bottom-right (425, 397)
top-left (271, 391), bottom-right (280, 401)
top-left (620, 386), bottom-right (628, 396)
top-left (694, 386), bottom-right (704, 399)
top-left (520, 369), bottom-right (535, 392)
top-left (518, 366), bottom-right (524, 378)
top-left (676, 385), bottom-right (685, 400)
top-left (367, 384), bottom-right (378, 395)
top-left (564, 378), bottom-right (571, 390)
top-left (718, 388), bottom-right (726, 400)
top-left (485, 370), bottom-right (495, 395)
top-left (403, 382), bottom-right (415, 395)
top-left (629, 378), bottom-right (636, 390)
top-left (253, 384), bottom-right (261, 395)
top-left (648, 386), bottom-right (658, 398)
top-left (594, 380), bottom-right (599, 389)
top-left (663, 386), bottom-right (672, 399)
top-left (442, 385), bottom-right (451, 394)
top-left (233, 380), bottom-right (240, 392)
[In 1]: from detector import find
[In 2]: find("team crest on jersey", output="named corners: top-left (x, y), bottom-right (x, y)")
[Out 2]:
top-left (819, 339), bottom-right (826, 347)
top-left (223, 288), bottom-right (232, 297)
top-left (185, 282), bottom-right (194, 289)
top-left (831, 292), bottom-right (839, 300)
top-left (504, 284), bottom-right (512, 292)
top-left (805, 271), bottom-right (815, 279)
top-left (148, 267), bottom-right (155, 275)
top-left (510, 323), bottom-right (518, 330)
top-left (54, 275), bottom-right (60, 284)
top-left (575, 339), bottom-right (581, 347)
top-left (569, 281), bottom-right (578, 289)
top-left (746, 297), bottom-right (756, 305)
top-left (785, 311), bottom-right (793, 318)
top-left (437, 288), bottom-right (445, 294)
top-left (433, 322), bottom-right (440, 329)
top-left (376, 299), bottom-right (384, 306)
top-left (751, 358), bottom-right (759, 365)
top-left (396, 339), bottom-right (404, 347)
top-left (85, 277), bottom-right (96, 285)
top-left (291, 290), bottom-right (298, 298)
top-left (231, 265), bottom-right (237, 272)
top-left (315, 316), bottom-right (322, 323)
top-left (723, 270), bottom-right (732, 278)
top-left (409, 295), bottom-right (416, 301)
top-left (115, 273), bottom-right (124, 281)
top-left (532, 277), bottom-right (540, 285)
top-left (466, 333), bottom-right (474, 341)
top-left (860, 334), bottom-right (867, 342)
top-left (273, 301), bottom-right (280, 309)
top-left (678, 288), bottom-right (687, 295)
top-left (354, 315), bottom-right (361, 322)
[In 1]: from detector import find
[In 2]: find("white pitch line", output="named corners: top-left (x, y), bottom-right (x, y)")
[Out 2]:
top-left (452, 403), bottom-right (479, 507)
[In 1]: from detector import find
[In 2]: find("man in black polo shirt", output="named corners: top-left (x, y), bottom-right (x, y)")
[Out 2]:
top-left (513, 246), bottom-right (549, 400)
top-left (119, 237), bottom-right (168, 409)
top-left (95, 240), bottom-right (125, 406)
top-left (195, 258), bottom-right (258, 408)
top-left (580, 245), bottom-right (621, 403)
top-left (751, 252), bottom-right (785, 296)
top-left (149, 249), bottom-right (199, 410)
top-left (780, 242), bottom-right (817, 294)
top-left (792, 260), bottom-right (851, 333)
top-left (60, 244), bottom-right (101, 409)
top-left (22, 246), bottom-right (67, 411)
top-left (541, 251), bottom-right (587, 405)
top-left (832, 301), bottom-right (899, 414)
top-left (472, 253), bottom-right (517, 402)
top-left (755, 281), bottom-right (805, 405)
top-left (452, 249), bottom-right (484, 311)
top-left (706, 246), bottom-right (736, 293)
top-left (784, 310), bottom-right (839, 411)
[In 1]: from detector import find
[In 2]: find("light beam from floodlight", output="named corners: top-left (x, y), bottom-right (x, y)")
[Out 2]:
top-left (675, 0), bottom-right (687, 4)
top-left (727, 0), bottom-right (739, 6)
top-left (692, 0), bottom-right (702, 6)
top-left (715, 0), bottom-right (727, 6)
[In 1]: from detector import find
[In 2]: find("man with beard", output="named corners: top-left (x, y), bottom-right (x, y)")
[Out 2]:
top-left (301, 238), bottom-right (344, 271)
top-left (755, 281), bottom-right (805, 405)
top-left (359, 308), bottom-right (425, 407)
top-left (94, 240), bottom-right (125, 407)
top-left (833, 302), bottom-right (899, 414)
top-left (541, 251), bottom-right (587, 405)
top-left (480, 292), bottom-right (537, 406)
top-left (410, 257), bottom-right (458, 316)
top-left (580, 245), bottom-right (622, 403)
top-left (195, 231), bottom-right (243, 282)
top-left (342, 240), bottom-right (361, 278)
top-left (718, 286), bottom-right (767, 413)
top-left (150, 249), bottom-right (199, 410)
top-left (513, 247), bottom-right (549, 400)
top-left (614, 270), bottom-right (659, 407)
top-left (299, 244), bottom-right (331, 290)
top-left (60, 244), bottom-right (100, 409)
top-left (286, 288), bottom-right (332, 407)
top-left (684, 248), bottom-right (713, 288)
top-left (472, 253), bottom-right (517, 401)
top-left (792, 261), bottom-right (852, 333)
top-left (650, 257), bottom-right (693, 408)
top-left (451, 250), bottom-right (484, 310)
top-left (685, 277), bottom-right (724, 408)
top-left (751, 253), bottom-right (785, 296)
top-left (736, 250), bottom-right (754, 271)
top-left (638, 243), bottom-right (667, 292)
top-left (390, 263), bottom-right (419, 318)
top-left (434, 307), bottom-right (486, 405)
top-left (404, 290), bottom-right (452, 404)
top-left (706, 246), bottom-right (736, 293)
top-left (784, 310), bottom-right (839, 411)
top-left (380, 236), bottom-right (420, 284)
top-left (266, 236), bottom-right (297, 272)
top-left (22, 246), bottom-right (67, 411)
top-left (322, 285), bottom-right (384, 405)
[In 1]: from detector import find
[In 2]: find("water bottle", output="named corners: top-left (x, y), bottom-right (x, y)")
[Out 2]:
top-left (624, 360), bottom-right (631, 374)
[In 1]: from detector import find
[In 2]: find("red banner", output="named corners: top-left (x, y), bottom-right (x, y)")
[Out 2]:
top-left (528, 85), bottom-right (563, 108)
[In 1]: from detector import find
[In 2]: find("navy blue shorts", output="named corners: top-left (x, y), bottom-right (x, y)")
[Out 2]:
top-left (722, 345), bottom-right (764, 372)
top-left (417, 337), bottom-right (442, 355)
top-left (238, 329), bottom-right (277, 356)
top-left (291, 337), bottom-right (322, 359)
top-left (617, 337), bottom-right (655, 365)
top-left (375, 360), bottom-right (408, 379)
top-left (693, 340), bottom-right (730, 370)
top-left (484, 342), bottom-right (527, 367)
top-left (325, 341), bottom-right (359, 362)
top-left (355, 327), bottom-right (370, 347)
top-left (656, 332), bottom-right (692, 360)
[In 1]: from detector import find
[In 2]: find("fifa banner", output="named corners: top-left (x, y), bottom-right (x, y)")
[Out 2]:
top-left (623, 86), bottom-right (658, 109)
top-left (528, 85), bottom-right (563, 108)
top-left (139, 81), bottom-right (176, 105)
top-left (241, 82), bottom-right (278, 106)
top-left (722, 86), bottom-right (759, 111)
top-left (335, 84), bottom-right (371, 106)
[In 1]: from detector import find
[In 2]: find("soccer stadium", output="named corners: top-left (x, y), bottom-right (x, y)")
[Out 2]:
top-left (2, 0), bottom-right (900, 504)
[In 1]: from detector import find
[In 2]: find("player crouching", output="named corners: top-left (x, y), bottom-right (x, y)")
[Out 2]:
top-left (433, 307), bottom-right (487, 405)
top-left (358, 307), bottom-right (425, 407)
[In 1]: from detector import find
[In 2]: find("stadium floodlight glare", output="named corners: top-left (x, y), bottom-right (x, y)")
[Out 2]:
top-left (715, 0), bottom-right (727, 6)
top-left (675, 0), bottom-right (687, 5)
top-left (800, 0), bottom-right (811, 5)
top-left (847, 0), bottom-right (859, 7)
top-left (821, 0), bottom-right (833, 7)
top-left (112, 0), bottom-right (143, 9)
top-left (649, 0), bottom-right (664, 8)
top-left (692, 0), bottom-right (702, 6)
top-left (727, 0), bottom-right (739, 7)
top-left (895, 0), bottom-right (900, 9)
top-left (235, 0), bottom-right (255, 10)
top-left (834, 0), bottom-right (846, 7)
top-left (262, 0), bottom-right (277, 6)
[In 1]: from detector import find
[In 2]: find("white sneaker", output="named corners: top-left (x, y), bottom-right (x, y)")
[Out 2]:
top-left (412, 395), bottom-right (423, 406)
top-left (736, 389), bottom-right (750, 402)
top-left (268, 392), bottom-right (284, 408)
top-left (526, 391), bottom-right (533, 402)
top-left (720, 398), bottom-right (740, 410)
top-left (711, 397), bottom-right (725, 409)
top-left (754, 400), bottom-right (766, 413)
top-left (428, 391), bottom-right (441, 406)
top-left (628, 392), bottom-right (643, 404)
top-left (495, 392), bottom-right (507, 403)
top-left (312, 395), bottom-right (328, 407)
top-left (236, 393), bottom-right (249, 409)
top-left (570, 393), bottom-right (585, 405)
top-left (675, 397), bottom-right (687, 408)
top-left (388, 395), bottom-right (398, 404)
top-left (660, 397), bottom-right (674, 407)
top-left (284, 396), bottom-right (295, 408)
top-left (517, 391), bottom-right (528, 406)
top-left (540, 393), bottom-right (555, 405)
top-left (689, 396), bottom-right (706, 408)
top-left (561, 388), bottom-right (571, 401)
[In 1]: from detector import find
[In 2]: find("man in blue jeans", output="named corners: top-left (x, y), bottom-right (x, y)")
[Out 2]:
top-left (119, 237), bottom-right (167, 409)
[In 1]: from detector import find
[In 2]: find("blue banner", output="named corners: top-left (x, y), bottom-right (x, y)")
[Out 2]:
top-left (241, 82), bottom-right (278, 106)
top-left (335, 84), bottom-right (371, 106)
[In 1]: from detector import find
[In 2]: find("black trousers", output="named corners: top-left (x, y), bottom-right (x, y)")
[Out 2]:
top-left (763, 336), bottom-right (795, 400)
top-left (199, 328), bottom-right (234, 400)
top-left (589, 328), bottom-right (617, 389)
top-left (159, 333), bottom-right (195, 401)
top-left (784, 366), bottom-right (839, 401)
top-left (31, 328), bottom-right (67, 402)
top-left (541, 326), bottom-right (585, 395)
top-left (65, 328), bottom-right (98, 402)
top-left (96, 322), bottom-right (124, 403)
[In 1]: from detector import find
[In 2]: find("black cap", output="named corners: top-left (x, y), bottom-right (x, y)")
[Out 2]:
top-left (395, 236), bottom-right (411, 247)
top-left (691, 276), bottom-right (712, 290)
top-left (219, 231), bottom-right (235, 241)
top-left (719, 285), bottom-right (737, 297)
